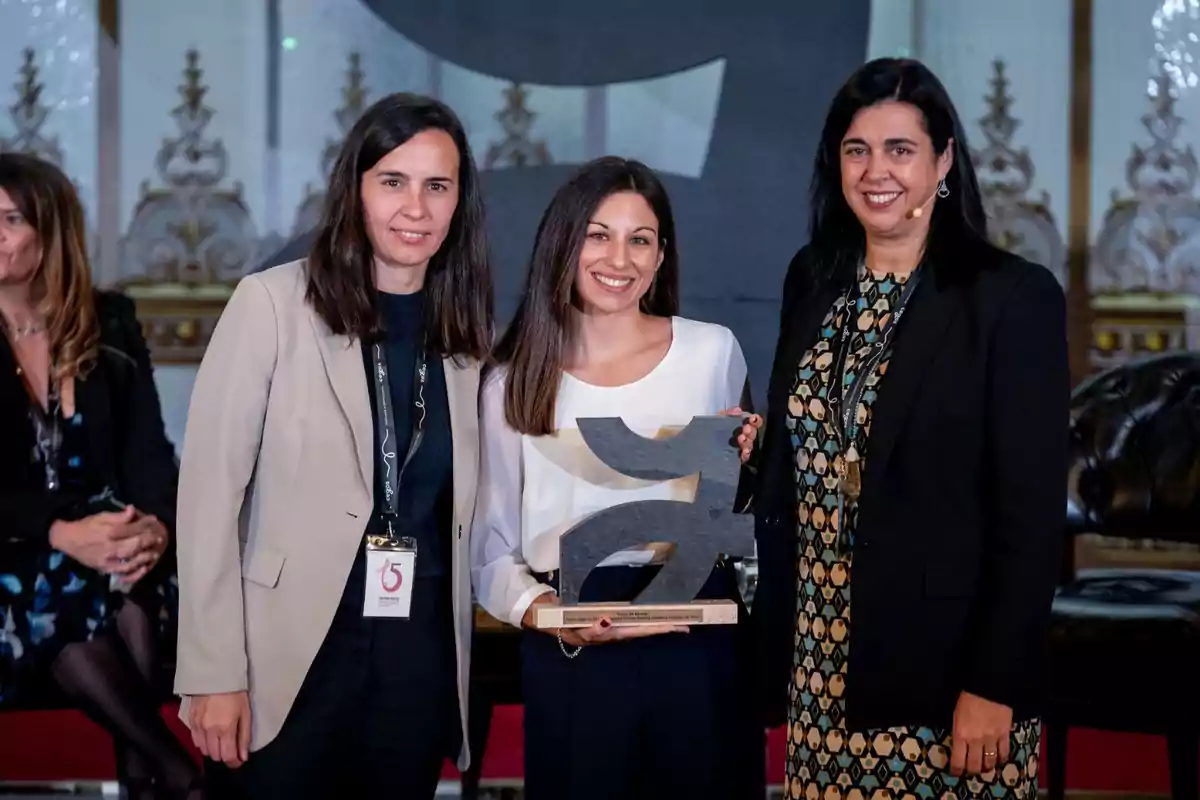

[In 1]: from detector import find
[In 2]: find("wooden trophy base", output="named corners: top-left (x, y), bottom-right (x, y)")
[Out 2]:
top-left (535, 599), bottom-right (739, 629)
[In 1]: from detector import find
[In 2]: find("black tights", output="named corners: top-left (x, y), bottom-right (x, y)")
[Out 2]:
top-left (51, 601), bottom-right (201, 799)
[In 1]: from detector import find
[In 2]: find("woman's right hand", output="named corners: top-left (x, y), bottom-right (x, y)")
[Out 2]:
top-left (189, 690), bottom-right (252, 768)
top-left (522, 592), bottom-right (689, 646)
top-left (48, 507), bottom-right (163, 575)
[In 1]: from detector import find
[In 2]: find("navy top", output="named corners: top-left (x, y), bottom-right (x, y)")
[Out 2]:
top-left (362, 289), bottom-right (453, 578)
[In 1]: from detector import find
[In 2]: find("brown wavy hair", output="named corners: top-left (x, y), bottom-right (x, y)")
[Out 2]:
top-left (0, 153), bottom-right (99, 382)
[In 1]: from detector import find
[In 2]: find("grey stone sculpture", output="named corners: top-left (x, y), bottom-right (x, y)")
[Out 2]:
top-left (557, 416), bottom-right (754, 607)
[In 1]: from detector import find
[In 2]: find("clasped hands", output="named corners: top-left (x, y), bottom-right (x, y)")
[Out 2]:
top-left (48, 505), bottom-right (169, 585)
top-left (525, 407), bottom-right (764, 647)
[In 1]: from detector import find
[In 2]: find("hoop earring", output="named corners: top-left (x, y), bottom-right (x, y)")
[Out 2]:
top-left (936, 179), bottom-right (950, 199)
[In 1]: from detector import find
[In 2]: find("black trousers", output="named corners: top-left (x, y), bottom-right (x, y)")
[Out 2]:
top-left (206, 548), bottom-right (460, 799)
top-left (522, 564), bottom-right (765, 800)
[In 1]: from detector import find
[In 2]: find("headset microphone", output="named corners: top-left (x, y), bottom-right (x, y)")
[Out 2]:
top-left (906, 186), bottom-right (940, 220)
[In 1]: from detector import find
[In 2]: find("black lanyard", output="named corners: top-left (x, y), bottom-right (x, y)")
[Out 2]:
top-left (826, 268), bottom-right (922, 452)
top-left (370, 342), bottom-right (428, 524)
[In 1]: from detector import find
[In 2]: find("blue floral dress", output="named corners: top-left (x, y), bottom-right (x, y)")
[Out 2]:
top-left (1, 390), bottom-right (114, 706)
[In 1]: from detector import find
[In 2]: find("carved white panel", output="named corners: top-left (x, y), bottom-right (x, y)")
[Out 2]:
top-left (0, 0), bottom-right (97, 217)
top-left (1092, 68), bottom-right (1200, 294)
top-left (918, 0), bottom-right (1071, 246)
top-left (119, 51), bottom-right (262, 288)
top-left (119, 0), bottom-right (266, 234)
top-left (278, 0), bottom-right (432, 237)
top-left (970, 61), bottom-right (1066, 285)
top-left (441, 64), bottom-right (586, 169)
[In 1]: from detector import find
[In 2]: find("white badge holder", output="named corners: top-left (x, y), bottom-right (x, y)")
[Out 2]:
top-left (363, 533), bottom-right (417, 619)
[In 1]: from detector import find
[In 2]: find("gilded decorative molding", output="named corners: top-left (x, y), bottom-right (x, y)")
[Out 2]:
top-left (484, 82), bottom-right (550, 169)
top-left (117, 50), bottom-right (261, 364)
top-left (1091, 64), bottom-right (1200, 295)
top-left (293, 52), bottom-right (368, 237)
top-left (1090, 293), bottom-right (1200, 371)
top-left (0, 48), bottom-right (64, 166)
top-left (970, 59), bottom-right (1065, 286)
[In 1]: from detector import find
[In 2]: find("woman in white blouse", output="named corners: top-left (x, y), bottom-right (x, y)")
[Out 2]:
top-left (471, 156), bottom-right (763, 800)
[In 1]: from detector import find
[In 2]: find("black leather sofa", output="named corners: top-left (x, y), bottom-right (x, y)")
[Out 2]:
top-left (1045, 352), bottom-right (1200, 799)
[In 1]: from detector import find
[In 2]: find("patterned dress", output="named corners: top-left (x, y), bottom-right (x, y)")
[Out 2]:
top-left (1, 396), bottom-right (109, 706)
top-left (0, 385), bottom-right (178, 707)
top-left (783, 266), bottom-right (1040, 797)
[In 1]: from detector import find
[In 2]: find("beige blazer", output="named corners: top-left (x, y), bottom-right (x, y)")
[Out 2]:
top-left (173, 259), bottom-right (480, 770)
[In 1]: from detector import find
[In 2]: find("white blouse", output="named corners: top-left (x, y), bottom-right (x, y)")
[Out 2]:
top-left (470, 316), bottom-right (749, 628)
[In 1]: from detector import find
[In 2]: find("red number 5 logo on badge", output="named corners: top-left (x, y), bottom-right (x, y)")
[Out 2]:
top-left (381, 559), bottom-right (404, 593)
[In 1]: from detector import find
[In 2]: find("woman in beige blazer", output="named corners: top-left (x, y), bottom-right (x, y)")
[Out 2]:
top-left (173, 94), bottom-right (493, 799)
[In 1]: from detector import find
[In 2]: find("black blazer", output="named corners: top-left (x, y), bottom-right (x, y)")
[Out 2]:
top-left (0, 291), bottom-right (178, 545)
top-left (752, 243), bottom-right (1069, 730)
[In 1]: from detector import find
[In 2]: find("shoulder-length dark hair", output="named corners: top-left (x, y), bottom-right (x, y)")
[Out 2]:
top-left (305, 92), bottom-right (493, 359)
top-left (492, 156), bottom-right (679, 436)
top-left (0, 152), bottom-right (99, 382)
top-left (809, 57), bottom-right (1000, 280)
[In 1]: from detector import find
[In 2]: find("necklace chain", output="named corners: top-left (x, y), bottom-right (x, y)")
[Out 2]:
top-left (0, 317), bottom-right (47, 339)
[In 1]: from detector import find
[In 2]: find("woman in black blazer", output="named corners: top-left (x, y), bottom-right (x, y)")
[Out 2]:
top-left (752, 59), bottom-right (1069, 794)
top-left (0, 153), bottom-right (200, 798)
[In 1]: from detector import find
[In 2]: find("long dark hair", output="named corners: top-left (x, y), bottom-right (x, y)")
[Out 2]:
top-left (305, 93), bottom-right (493, 359)
top-left (809, 58), bottom-right (999, 280)
top-left (0, 153), bottom-right (99, 382)
top-left (493, 156), bottom-right (679, 436)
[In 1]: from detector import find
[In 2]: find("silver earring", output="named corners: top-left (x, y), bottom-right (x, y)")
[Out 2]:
top-left (936, 179), bottom-right (950, 199)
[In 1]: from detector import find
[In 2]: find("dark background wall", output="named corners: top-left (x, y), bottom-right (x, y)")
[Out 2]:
top-left (268, 1), bottom-right (871, 406)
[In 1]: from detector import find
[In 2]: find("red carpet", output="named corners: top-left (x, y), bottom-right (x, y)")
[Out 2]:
top-left (0, 704), bottom-right (1181, 791)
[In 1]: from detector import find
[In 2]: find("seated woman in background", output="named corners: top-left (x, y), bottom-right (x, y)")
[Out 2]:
top-left (472, 156), bottom-right (762, 800)
top-left (0, 153), bottom-right (200, 799)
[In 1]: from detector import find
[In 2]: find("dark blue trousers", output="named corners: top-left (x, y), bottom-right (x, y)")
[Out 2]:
top-left (205, 547), bottom-right (460, 799)
top-left (522, 564), bottom-right (765, 800)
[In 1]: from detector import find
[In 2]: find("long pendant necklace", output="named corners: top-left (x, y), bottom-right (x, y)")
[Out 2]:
top-left (30, 374), bottom-right (63, 492)
top-left (826, 268), bottom-right (922, 510)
